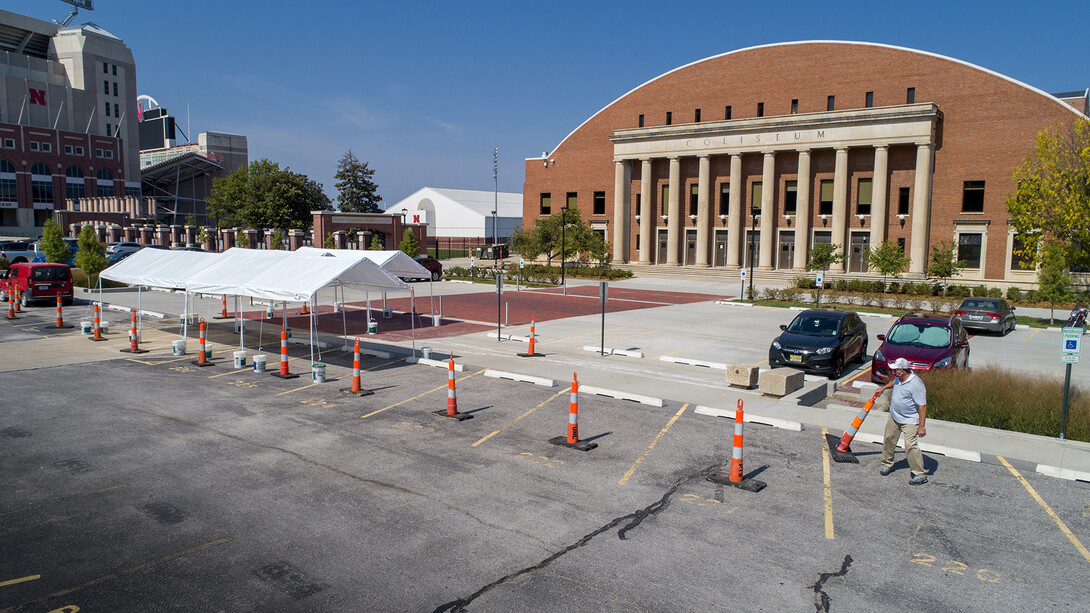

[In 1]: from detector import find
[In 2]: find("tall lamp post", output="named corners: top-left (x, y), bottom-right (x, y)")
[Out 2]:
top-left (560, 203), bottom-right (570, 286)
top-left (493, 148), bottom-right (499, 263)
top-left (748, 202), bottom-right (759, 300)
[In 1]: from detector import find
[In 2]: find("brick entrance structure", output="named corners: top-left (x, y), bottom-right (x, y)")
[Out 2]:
top-left (311, 211), bottom-right (427, 251)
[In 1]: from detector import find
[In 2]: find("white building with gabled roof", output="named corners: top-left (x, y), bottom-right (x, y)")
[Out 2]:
top-left (386, 187), bottom-right (522, 242)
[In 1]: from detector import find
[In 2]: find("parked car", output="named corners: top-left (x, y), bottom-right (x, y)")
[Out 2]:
top-left (954, 297), bottom-right (1017, 334)
top-left (106, 250), bottom-right (134, 266)
top-left (871, 312), bottom-right (969, 384)
top-left (768, 309), bottom-right (869, 379)
top-left (412, 256), bottom-right (443, 281)
top-left (145, 244), bottom-right (171, 250)
top-left (0, 262), bottom-right (74, 306)
top-left (176, 246), bottom-right (209, 252)
top-left (31, 237), bottom-right (79, 266)
top-left (106, 242), bottom-right (143, 256)
top-left (0, 240), bottom-right (37, 264)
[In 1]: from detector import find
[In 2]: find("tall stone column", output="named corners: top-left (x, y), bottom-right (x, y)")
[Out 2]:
top-left (726, 154), bottom-right (743, 268)
top-left (830, 147), bottom-right (849, 273)
top-left (695, 155), bottom-right (711, 267)
top-left (909, 143), bottom-right (934, 274)
top-left (612, 160), bottom-right (631, 264)
top-left (759, 152), bottom-right (775, 270)
top-left (639, 159), bottom-right (653, 265)
top-left (665, 157), bottom-right (681, 266)
top-left (872, 145), bottom-right (889, 246)
top-left (794, 149), bottom-right (811, 270)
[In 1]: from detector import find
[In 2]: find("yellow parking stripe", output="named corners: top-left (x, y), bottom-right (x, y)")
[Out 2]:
top-left (998, 456), bottom-right (1090, 565)
top-left (821, 428), bottom-right (834, 540)
top-left (361, 369), bottom-right (485, 419)
top-left (619, 404), bottom-right (687, 485)
top-left (472, 388), bottom-right (569, 448)
top-left (0, 575), bottom-right (39, 588)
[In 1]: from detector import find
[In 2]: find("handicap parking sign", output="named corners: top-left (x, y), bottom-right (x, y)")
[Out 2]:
top-left (1066, 339), bottom-right (1079, 351)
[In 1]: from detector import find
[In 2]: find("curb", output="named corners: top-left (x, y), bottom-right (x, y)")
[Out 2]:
top-left (693, 405), bottom-right (804, 431)
top-left (406, 356), bottom-right (466, 371)
top-left (852, 432), bottom-right (982, 462)
top-left (659, 356), bottom-right (727, 369)
top-left (715, 300), bottom-right (753, 307)
top-left (579, 384), bottom-right (663, 407)
top-left (484, 369), bottom-right (556, 387)
top-left (582, 346), bottom-right (645, 358)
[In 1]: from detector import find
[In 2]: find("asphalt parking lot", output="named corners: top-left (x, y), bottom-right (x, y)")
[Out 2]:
top-left (2, 291), bottom-right (1090, 611)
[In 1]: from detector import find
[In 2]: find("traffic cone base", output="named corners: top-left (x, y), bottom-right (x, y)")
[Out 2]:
top-left (46, 324), bottom-right (73, 329)
top-left (826, 432), bottom-right (860, 464)
top-left (192, 359), bottom-right (215, 367)
top-left (706, 472), bottom-right (767, 492)
top-left (270, 372), bottom-right (300, 379)
top-left (548, 435), bottom-right (597, 451)
top-left (516, 351), bottom-right (543, 357)
top-left (341, 387), bottom-right (374, 397)
top-left (89, 335), bottom-right (108, 342)
top-left (432, 409), bottom-right (473, 421)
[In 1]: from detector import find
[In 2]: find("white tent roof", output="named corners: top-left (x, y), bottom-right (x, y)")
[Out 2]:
top-left (294, 247), bottom-right (430, 279)
top-left (184, 248), bottom-right (409, 301)
top-left (100, 248), bottom-right (220, 289)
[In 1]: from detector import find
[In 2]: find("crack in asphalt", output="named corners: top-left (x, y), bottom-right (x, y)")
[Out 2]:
top-left (432, 463), bottom-right (722, 613)
top-left (809, 554), bottom-right (853, 613)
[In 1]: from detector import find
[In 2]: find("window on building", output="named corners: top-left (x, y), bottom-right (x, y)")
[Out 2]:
top-left (724, 105), bottom-right (731, 120)
top-left (540, 193), bottom-right (551, 215)
top-left (784, 181), bottom-right (798, 215)
top-left (897, 237), bottom-right (906, 253)
top-left (31, 162), bottom-right (52, 204)
top-left (819, 180), bottom-right (834, 216)
top-left (112, 82), bottom-right (118, 97)
top-left (790, 99), bottom-right (798, 114)
top-left (898, 187), bottom-right (910, 215)
top-left (105, 123), bottom-right (111, 137)
top-left (593, 191), bottom-right (605, 215)
top-left (962, 181), bottom-right (985, 213)
top-left (124, 184), bottom-right (140, 197)
top-left (64, 145), bottom-right (73, 155)
top-left (751, 182), bottom-right (763, 212)
top-left (65, 165), bottom-right (84, 178)
top-left (105, 101), bottom-right (110, 117)
top-left (95, 148), bottom-right (103, 158)
top-left (1011, 233), bottom-right (1035, 270)
top-left (74, 146), bottom-right (83, 156)
top-left (29, 141), bottom-right (39, 152)
top-left (114, 103), bottom-right (120, 118)
top-left (0, 210), bottom-right (15, 226)
top-left (958, 233), bottom-right (982, 268)
top-left (0, 160), bottom-right (16, 203)
top-left (718, 184), bottom-right (730, 216)
top-left (666, 112), bottom-right (672, 125)
top-left (827, 95), bottom-right (835, 111)
top-left (97, 168), bottom-right (115, 197)
top-left (40, 142), bottom-right (50, 153)
top-left (757, 102), bottom-right (764, 117)
top-left (661, 185), bottom-right (670, 218)
top-left (104, 150), bottom-right (113, 159)
top-left (865, 91), bottom-right (874, 108)
top-left (907, 87), bottom-right (915, 104)
top-left (857, 179), bottom-right (872, 215)
top-left (2, 139), bottom-right (12, 148)
top-left (104, 80), bottom-right (109, 95)
top-left (689, 185), bottom-right (698, 216)
top-left (814, 231), bottom-right (832, 244)
top-left (112, 64), bottom-right (117, 76)
top-left (694, 108), bottom-right (701, 122)
top-left (33, 209), bottom-right (51, 226)
top-left (66, 165), bottom-right (85, 200)
top-left (638, 114), bottom-right (644, 127)
top-left (566, 192), bottom-right (577, 209)
top-left (103, 62), bottom-right (109, 74)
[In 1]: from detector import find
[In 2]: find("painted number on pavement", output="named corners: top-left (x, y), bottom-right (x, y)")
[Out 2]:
top-left (911, 553), bottom-right (1001, 583)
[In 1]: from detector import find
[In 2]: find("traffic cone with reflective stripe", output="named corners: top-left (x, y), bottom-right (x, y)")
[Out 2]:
top-left (517, 316), bottom-right (542, 357)
top-left (5, 288), bottom-right (16, 320)
top-left (214, 294), bottom-right (230, 319)
top-left (550, 372), bottom-right (596, 451)
top-left (271, 325), bottom-right (298, 378)
top-left (434, 352), bottom-right (472, 420)
top-left (89, 301), bottom-right (107, 341)
top-left (341, 338), bottom-right (373, 396)
top-left (120, 308), bottom-right (148, 353)
top-left (13, 287), bottom-right (21, 313)
top-left (708, 400), bottom-right (766, 491)
top-left (47, 295), bottom-right (72, 329)
top-left (300, 301), bottom-right (309, 315)
top-left (828, 391), bottom-right (882, 463)
top-left (192, 318), bottom-right (213, 366)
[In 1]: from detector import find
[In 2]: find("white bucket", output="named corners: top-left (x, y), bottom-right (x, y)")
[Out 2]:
top-left (233, 350), bottom-right (247, 369)
top-left (421, 346), bottom-right (432, 359)
top-left (311, 363), bottom-right (326, 383)
top-left (431, 315), bottom-right (441, 326)
top-left (100, 322), bottom-right (110, 334)
top-left (80, 320), bottom-right (92, 335)
top-left (368, 321), bottom-right (377, 334)
top-left (253, 354), bottom-right (267, 373)
top-left (172, 340), bottom-right (186, 356)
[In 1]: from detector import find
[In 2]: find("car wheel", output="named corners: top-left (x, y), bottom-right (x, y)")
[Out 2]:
top-left (828, 354), bottom-right (844, 380)
top-left (431, 270), bottom-right (441, 281)
top-left (854, 340), bottom-right (868, 364)
top-left (62, 296), bottom-right (73, 306)
top-left (963, 349), bottom-right (970, 370)
top-left (20, 291), bottom-right (30, 307)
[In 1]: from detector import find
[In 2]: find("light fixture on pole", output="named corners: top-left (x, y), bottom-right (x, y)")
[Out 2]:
top-left (749, 202), bottom-right (759, 300)
top-left (898, 213), bottom-right (906, 228)
top-left (493, 148), bottom-right (499, 262)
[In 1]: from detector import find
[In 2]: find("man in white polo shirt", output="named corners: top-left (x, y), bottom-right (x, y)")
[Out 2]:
top-left (876, 357), bottom-right (928, 485)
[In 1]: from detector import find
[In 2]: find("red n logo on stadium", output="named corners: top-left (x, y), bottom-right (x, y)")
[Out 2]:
top-left (413, 214), bottom-right (420, 223)
top-left (29, 89), bottom-right (46, 105)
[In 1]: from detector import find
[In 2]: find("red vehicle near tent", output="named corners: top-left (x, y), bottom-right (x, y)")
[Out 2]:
top-left (0, 262), bottom-right (74, 307)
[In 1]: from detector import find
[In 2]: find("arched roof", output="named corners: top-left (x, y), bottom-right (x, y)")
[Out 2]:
top-left (533, 41), bottom-right (1086, 160)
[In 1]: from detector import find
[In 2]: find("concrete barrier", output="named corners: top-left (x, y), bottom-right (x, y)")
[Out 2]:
top-left (758, 368), bottom-right (805, 397)
top-left (659, 356), bottom-right (727, 369)
top-left (694, 405), bottom-right (804, 432)
top-left (579, 384), bottom-right (663, 407)
top-left (484, 369), bottom-right (557, 387)
top-left (725, 364), bottom-right (759, 388)
top-left (407, 356), bottom-right (466, 371)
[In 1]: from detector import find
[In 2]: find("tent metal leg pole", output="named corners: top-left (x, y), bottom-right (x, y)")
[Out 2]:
top-left (340, 286), bottom-right (348, 351)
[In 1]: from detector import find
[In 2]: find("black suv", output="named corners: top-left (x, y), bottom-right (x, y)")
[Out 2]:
top-left (768, 309), bottom-right (869, 379)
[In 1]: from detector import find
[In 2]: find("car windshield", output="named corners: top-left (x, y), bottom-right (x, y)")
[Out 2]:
top-left (961, 300), bottom-right (997, 310)
top-left (887, 322), bottom-right (951, 348)
top-left (786, 316), bottom-right (840, 337)
top-left (31, 267), bottom-right (69, 281)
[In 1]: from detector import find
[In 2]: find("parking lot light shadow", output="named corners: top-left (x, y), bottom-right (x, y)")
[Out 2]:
top-left (582, 431), bottom-right (613, 443)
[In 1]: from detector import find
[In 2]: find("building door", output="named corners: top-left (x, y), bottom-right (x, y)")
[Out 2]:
top-left (714, 230), bottom-right (728, 267)
top-left (745, 230), bottom-right (760, 270)
top-left (778, 231), bottom-right (795, 270)
top-left (685, 229), bottom-right (697, 265)
top-left (850, 232), bottom-right (870, 273)
top-left (657, 229), bottom-right (668, 264)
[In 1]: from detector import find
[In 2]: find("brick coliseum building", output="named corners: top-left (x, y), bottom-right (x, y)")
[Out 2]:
top-left (522, 41), bottom-right (1088, 286)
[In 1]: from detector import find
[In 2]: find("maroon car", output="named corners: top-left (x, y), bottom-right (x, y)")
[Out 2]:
top-left (412, 256), bottom-right (442, 282)
top-left (871, 312), bottom-right (969, 384)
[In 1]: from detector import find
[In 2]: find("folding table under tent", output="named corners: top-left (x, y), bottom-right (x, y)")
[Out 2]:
top-left (294, 247), bottom-right (435, 316)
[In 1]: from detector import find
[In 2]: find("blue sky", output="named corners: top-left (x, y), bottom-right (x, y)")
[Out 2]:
top-left (7, 1), bottom-right (1089, 207)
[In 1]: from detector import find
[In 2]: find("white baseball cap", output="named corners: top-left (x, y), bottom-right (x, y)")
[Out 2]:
top-left (890, 357), bottom-right (911, 371)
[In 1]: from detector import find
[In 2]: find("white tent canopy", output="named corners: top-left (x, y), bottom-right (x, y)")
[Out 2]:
top-left (100, 248), bottom-right (220, 289)
top-left (294, 247), bottom-right (430, 279)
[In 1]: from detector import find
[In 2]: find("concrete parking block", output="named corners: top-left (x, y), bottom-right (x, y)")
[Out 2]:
top-left (759, 368), bottom-right (805, 397)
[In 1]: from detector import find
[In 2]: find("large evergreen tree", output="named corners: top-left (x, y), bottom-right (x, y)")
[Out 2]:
top-left (334, 149), bottom-right (383, 213)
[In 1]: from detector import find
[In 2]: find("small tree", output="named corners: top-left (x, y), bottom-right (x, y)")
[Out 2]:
top-left (927, 241), bottom-right (965, 296)
top-left (584, 230), bottom-right (612, 266)
top-left (324, 233), bottom-right (335, 249)
top-left (74, 225), bottom-right (107, 287)
top-left (866, 240), bottom-right (911, 291)
top-left (399, 229), bottom-right (420, 257)
top-left (1037, 243), bottom-right (1072, 325)
top-left (271, 230), bottom-right (285, 251)
top-left (197, 227), bottom-right (210, 249)
top-left (806, 243), bottom-right (844, 306)
top-left (184, 214), bottom-right (197, 227)
top-left (370, 234), bottom-right (383, 250)
top-left (236, 228), bottom-right (250, 249)
top-left (39, 219), bottom-right (71, 264)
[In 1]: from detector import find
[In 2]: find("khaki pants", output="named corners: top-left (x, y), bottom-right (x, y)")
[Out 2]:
top-left (881, 418), bottom-right (926, 477)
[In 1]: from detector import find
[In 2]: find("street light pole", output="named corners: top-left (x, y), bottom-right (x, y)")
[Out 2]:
top-left (748, 203), bottom-right (759, 300)
top-left (493, 148), bottom-right (499, 263)
top-left (560, 204), bottom-right (569, 287)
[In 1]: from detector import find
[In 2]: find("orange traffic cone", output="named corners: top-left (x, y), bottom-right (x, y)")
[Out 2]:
top-left (434, 352), bottom-right (472, 420)
top-left (192, 318), bottom-right (214, 366)
top-left (707, 400), bottom-right (766, 491)
top-left (120, 308), bottom-right (148, 353)
top-left (89, 302), bottom-right (107, 342)
top-left (341, 338), bottom-right (373, 396)
top-left (271, 325), bottom-right (299, 378)
top-left (300, 302), bottom-right (309, 315)
top-left (12, 287), bottom-right (22, 313)
top-left (517, 316), bottom-right (543, 357)
top-left (214, 294), bottom-right (230, 319)
top-left (47, 295), bottom-right (73, 329)
top-left (828, 391), bottom-right (882, 463)
top-left (549, 372), bottom-right (596, 451)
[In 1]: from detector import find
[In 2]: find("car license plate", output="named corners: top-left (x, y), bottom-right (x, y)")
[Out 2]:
top-left (966, 314), bottom-right (981, 320)
top-left (37, 284), bottom-right (49, 291)
top-left (788, 355), bottom-right (802, 362)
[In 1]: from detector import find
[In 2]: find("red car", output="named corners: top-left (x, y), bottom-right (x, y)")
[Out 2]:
top-left (0, 262), bottom-right (74, 306)
top-left (871, 312), bottom-right (969, 384)
top-left (412, 256), bottom-right (443, 282)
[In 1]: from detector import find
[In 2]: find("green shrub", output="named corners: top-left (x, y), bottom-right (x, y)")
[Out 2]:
top-left (915, 283), bottom-right (934, 296)
top-left (1006, 287), bottom-right (1023, 302)
top-left (795, 276), bottom-right (817, 289)
top-left (835, 279), bottom-right (849, 291)
top-left (987, 287), bottom-right (1002, 298)
top-left (847, 279), bottom-right (863, 293)
top-left (1025, 289), bottom-right (1040, 303)
top-left (888, 281), bottom-right (901, 294)
top-left (951, 285), bottom-right (971, 298)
